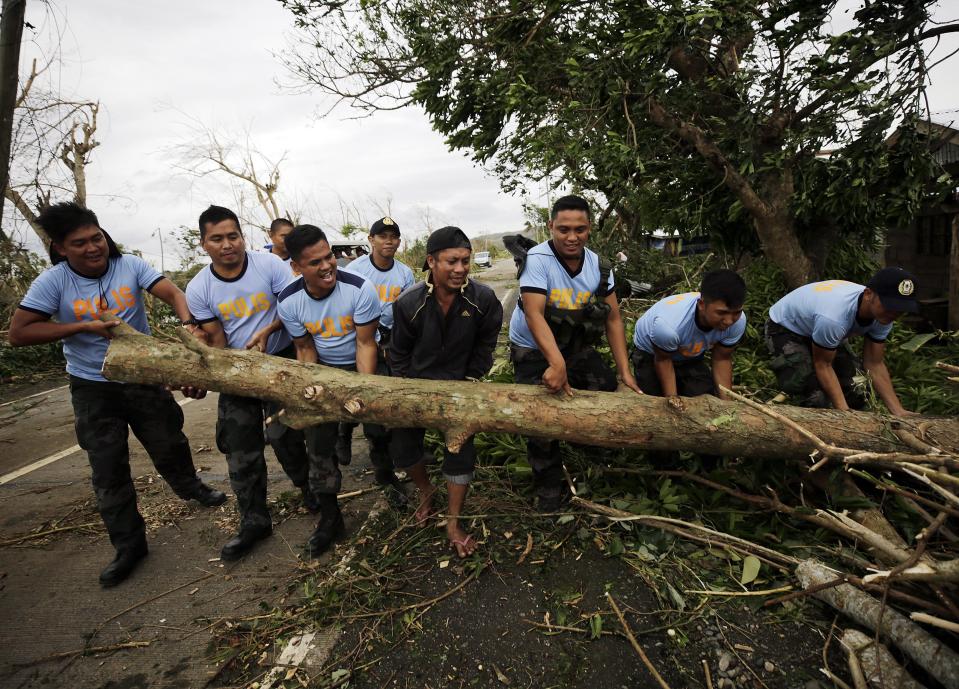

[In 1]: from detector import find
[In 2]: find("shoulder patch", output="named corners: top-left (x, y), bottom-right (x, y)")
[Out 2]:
top-left (278, 276), bottom-right (305, 303)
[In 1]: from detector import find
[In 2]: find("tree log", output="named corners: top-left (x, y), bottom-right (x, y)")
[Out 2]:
top-left (100, 325), bottom-right (959, 459)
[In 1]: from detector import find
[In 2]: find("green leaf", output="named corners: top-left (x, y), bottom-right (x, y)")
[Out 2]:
top-left (607, 536), bottom-right (625, 556)
top-left (707, 413), bottom-right (736, 428)
top-left (740, 555), bottom-right (761, 585)
top-left (666, 583), bottom-right (686, 611)
top-left (589, 613), bottom-right (603, 639)
top-left (900, 332), bottom-right (937, 353)
top-left (557, 514), bottom-right (575, 524)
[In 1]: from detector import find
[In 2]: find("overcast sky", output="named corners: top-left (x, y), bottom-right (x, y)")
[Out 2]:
top-left (10, 1), bottom-right (959, 268)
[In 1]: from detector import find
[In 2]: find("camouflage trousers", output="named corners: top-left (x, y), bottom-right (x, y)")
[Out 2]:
top-left (511, 344), bottom-right (618, 498)
top-left (336, 358), bottom-right (396, 484)
top-left (764, 319), bottom-right (865, 410)
top-left (305, 360), bottom-right (391, 496)
top-left (630, 349), bottom-right (716, 397)
top-left (217, 393), bottom-right (309, 530)
top-left (70, 376), bottom-right (204, 551)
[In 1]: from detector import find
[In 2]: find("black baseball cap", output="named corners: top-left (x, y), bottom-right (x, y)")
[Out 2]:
top-left (866, 267), bottom-right (919, 313)
top-left (422, 226), bottom-right (472, 270)
top-left (370, 216), bottom-right (401, 236)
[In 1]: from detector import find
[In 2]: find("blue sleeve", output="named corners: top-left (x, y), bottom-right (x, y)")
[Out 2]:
top-left (354, 283), bottom-right (381, 326)
top-left (720, 313), bottom-right (747, 347)
top-left (519, 254), bottom-right (550, 294)
top-left (606, 268), bottom-right (615, 296)
top-left (403, 266), bottom-right (414, 290)
top-left (379, 303), bottom-right (395, 330)
top-left (867, 321), bottom-right (894, 343)
top-left (277, 297), bottom-right (307, 338)
top-left (811, 317), bottom-right (847, 350)
top-left (185, 277), bottom-right (216, 322)
top-left (19, 269), bottom-right (61, 317)
top-left (128, 255), bottom-right (164, 291)
top-left (649, 316), bottom-right (680, 352)
top-left (269, 255), bottom-right (289, 296)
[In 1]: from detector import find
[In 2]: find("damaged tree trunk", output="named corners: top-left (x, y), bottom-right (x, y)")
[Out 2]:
top-left (101, 325), bottom-right (959, 458)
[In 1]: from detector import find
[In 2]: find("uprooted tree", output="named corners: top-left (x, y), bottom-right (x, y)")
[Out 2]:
top-left (101, 323), bottom-right (959, 460)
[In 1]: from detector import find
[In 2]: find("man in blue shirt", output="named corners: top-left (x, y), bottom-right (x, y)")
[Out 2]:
top-left (277, 224), bottom-right (383, 557)
top-left (508, 195), bottom-right (642, 510)
top-left (632, 269), bottom-right (747, 398)
top-left (765, 267), bottom-right (919, 415)
top-left (9, 202), bottom-right (225, 587)
top-left (186, 206), bottom-right (314, 562)
top-left (332, 216), bottom-right (413, 488)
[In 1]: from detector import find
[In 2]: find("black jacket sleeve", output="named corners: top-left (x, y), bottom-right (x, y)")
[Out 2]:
top-left (388, 294), bottom-right (416, 378)
top-left (465, 288), bottom-right (504, 379)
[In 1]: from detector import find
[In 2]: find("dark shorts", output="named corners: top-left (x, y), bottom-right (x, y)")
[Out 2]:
top-left (391, 427), bottom-right (476, 484)
top-left (630, 349), bottom-right (716, 397)
top-left (764, 319), bottom-right (865, 409)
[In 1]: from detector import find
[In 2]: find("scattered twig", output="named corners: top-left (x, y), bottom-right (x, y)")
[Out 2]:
top-left (701, 659), bottom-right (714, 689)
top-left (0, 522), bottom-right (100, 547)
top-left (606, 593), bottom-right (672, 689)
top-left (685, 586), bottom-right (793, 597)
top-left (910, 611), bottom-right (959, 633)
top-left (16, 641), bottom-right (151, 666)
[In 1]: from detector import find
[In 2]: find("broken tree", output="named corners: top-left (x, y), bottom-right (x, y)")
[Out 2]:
top-left (100, 324), bottom-right (959, 460)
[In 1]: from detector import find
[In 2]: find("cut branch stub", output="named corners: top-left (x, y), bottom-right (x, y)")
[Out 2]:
top-left (101, 324), bottom-right (959, 459)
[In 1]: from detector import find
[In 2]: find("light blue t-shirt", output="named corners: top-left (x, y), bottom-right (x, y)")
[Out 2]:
top-left (343, 254), bottom-right (414, 330)
top-left (19, 255), bottom-right (164, 381)
top-left (508, 240), bottom-right (615, 350)
top-left (768, 280), bottom-right (893, 349)
top-left (633, 292), bottom-right (747, 361)
top-left (277, 270), bottom-right (381, 366)
top-left (185, 252), bottom-right (292, 353)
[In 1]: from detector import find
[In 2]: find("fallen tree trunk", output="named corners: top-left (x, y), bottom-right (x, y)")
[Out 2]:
top-left (101, 325), bottom-right (959, 458)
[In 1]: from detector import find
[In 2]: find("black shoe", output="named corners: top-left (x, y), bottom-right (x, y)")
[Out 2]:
top-left (306, 500), bottom-right (345, 559)
top-left (220, 525), bottom-right (272, 561)
top-left (186, 483), bottom-right (227, 507)
top-left (99, 542), bottom-right (148, 588)
top-left (335, 433), bottom-right (352, 466)
top-left (301, 485), bottom-right (320, 513)
top-left (375, 472), bottom-right (409, 509)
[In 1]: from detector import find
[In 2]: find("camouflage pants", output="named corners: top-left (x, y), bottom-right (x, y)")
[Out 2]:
top-left (764, 319), bottom-right (865, 410)
top-left (70, 376), bottom-right (203, 551)
top-left (305, 360), bottom-right (391, 495)
top-left (511, 344), bottom-right (618, 498)
top-left (336, 358), bottom-right (395, 482)
top-left (630, 349), bottom-right (716, 397)
top-left (216, 393), bottom-right (309, 530)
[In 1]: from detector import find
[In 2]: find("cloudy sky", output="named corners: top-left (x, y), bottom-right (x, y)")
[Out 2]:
top-left (9, 1), bottom-right (959, 268)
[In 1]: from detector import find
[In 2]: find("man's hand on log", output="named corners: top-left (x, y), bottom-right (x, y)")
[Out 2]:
top-left (619, 371), bottom-right (644, 395)
top-left (244, 327), bottom-right (272, 353)
top-left (542, 363), bottom-right (573, 397)
top-left (179, 385), bottom-right (208, 400)
top-left (85, 319), bottom-right (121, 339)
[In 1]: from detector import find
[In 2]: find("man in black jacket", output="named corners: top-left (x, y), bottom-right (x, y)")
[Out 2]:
top-left (389, 227), bottom-right (503, 558)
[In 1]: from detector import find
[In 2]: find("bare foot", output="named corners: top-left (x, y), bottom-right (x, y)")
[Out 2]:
top-left (447, 522), bottom-right (477, 558)
top-left (414, 486), bottom-right (437, 526)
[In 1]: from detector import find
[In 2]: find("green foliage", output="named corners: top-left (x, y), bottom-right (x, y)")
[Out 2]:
top-left (283, 0), bottom-right (952, 283)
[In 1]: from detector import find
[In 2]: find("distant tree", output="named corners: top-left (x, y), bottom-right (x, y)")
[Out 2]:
top-left (282, 0), bottom-right (959, 287)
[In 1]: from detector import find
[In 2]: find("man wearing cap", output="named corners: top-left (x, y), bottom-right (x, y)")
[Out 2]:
top-left (509, 195), bottom-right (642, 511)
top-left (389, 227), bottom-right (503, 558)
top-left (765, 267), bottom-right (919, 416)
top-left (332, 217), bottom-right (413, 499)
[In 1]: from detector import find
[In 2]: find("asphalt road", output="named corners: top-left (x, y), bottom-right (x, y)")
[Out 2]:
top-left (0, 257), bottom-right (517, 688)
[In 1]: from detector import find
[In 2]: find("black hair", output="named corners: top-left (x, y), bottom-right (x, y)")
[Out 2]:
top-left (700, 269), bottom-right (746, 308)
top-left (550, 195), bottom-right (591, 220)
top-left (38, 201), bottom-right (121, 265)
top-left (286, 224), bottom-right (328, 261)
top-left (198, 205), bottom-right (241, 239)
top-left (269, 218), bottom-right (294, 234)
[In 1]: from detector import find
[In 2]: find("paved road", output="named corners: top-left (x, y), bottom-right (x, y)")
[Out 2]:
top-left (0, 257), bottom-right (516, 688)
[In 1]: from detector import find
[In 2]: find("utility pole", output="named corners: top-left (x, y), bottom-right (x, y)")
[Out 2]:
top-left (153, 227), bottom-right (166, 273)
top-left (0, 0), bottom-right (26, 242)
